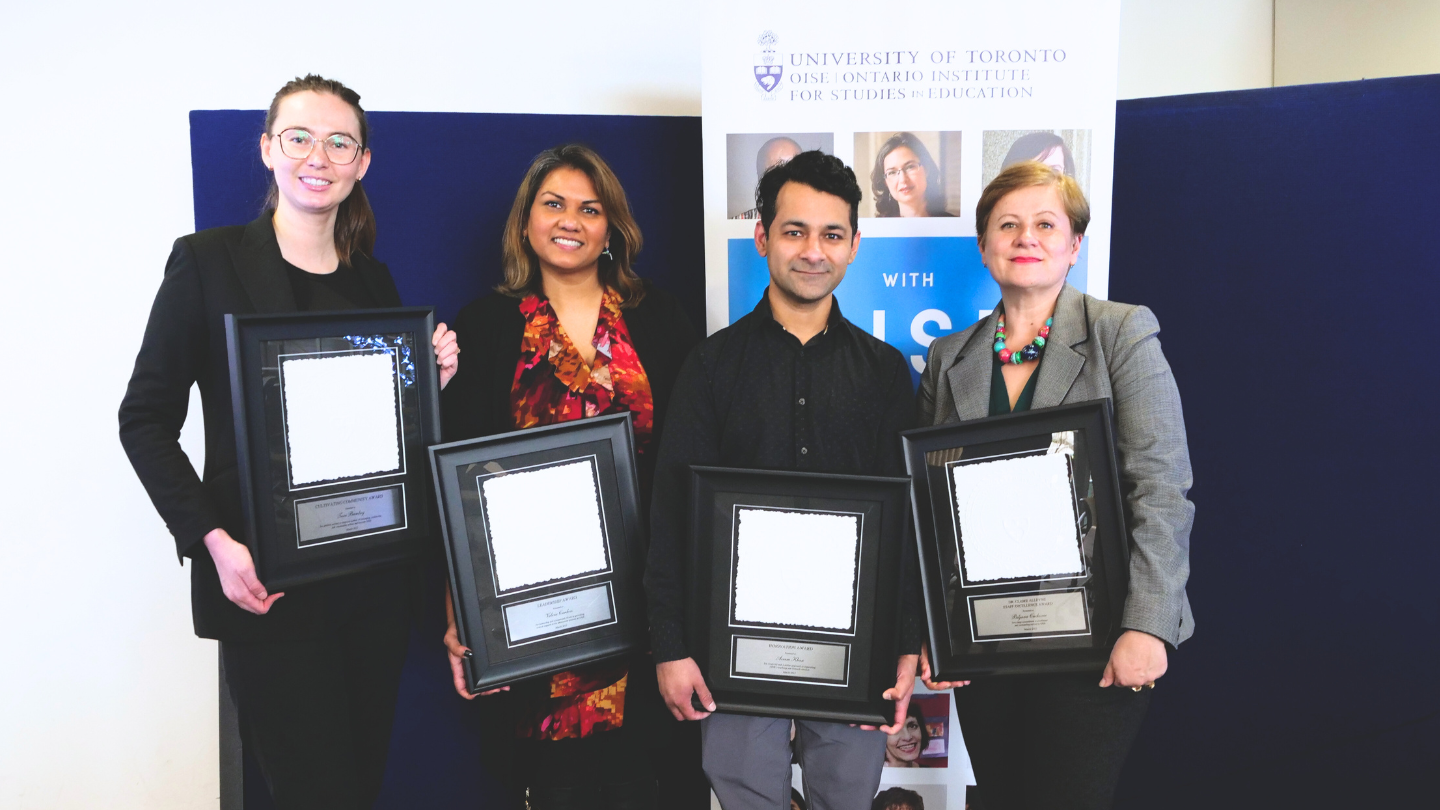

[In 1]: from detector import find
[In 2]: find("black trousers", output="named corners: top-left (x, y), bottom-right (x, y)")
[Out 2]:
top-left (220, 579), bottom-right (410, 810)
top-left (522, 728), bottom-right (657, 809)
top-left (515, 660), bottom-right (708, 810)
top-left (956, 672), bottom-right (1153, 810)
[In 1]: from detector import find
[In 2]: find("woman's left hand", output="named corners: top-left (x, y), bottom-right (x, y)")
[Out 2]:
top-left (432, 323), bottom-right (459, 389)
top-left (1099, 630), bottom-right (1168, 689)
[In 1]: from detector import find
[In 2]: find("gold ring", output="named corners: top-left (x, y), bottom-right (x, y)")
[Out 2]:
top-left (1147, 681), bottom-right (1156, 689)
top-left (1131, 686), bottom-right (1142, 692)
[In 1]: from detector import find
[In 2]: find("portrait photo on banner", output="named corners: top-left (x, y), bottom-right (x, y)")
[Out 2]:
top-left (981, 129), bottom-right (1092, 197)
top-left (726, 132), bottom-right (835, 219)
top-left (782, 690), bottom-right (962, 809)
top-left (854, 131), bottom-right (962, 219)
top-left (884, 693), bottom-right (952, 769)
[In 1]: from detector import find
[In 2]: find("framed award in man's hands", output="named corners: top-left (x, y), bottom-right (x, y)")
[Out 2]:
top-left (430, 413), bottom-right (646, 693)
top-left (902, 399), bottom-right (1130, 679)
top-left (226, 308), bottom-right (441, 591)
top-left (688, 467), bottom-right (911, 725)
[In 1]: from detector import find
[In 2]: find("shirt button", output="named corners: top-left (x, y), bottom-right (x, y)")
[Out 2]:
top-left (800, 447), bottom-right (808, 455)
top-left (798, 397), bottom-right (806, 405)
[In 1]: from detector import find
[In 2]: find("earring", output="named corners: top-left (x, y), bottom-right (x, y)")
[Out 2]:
top-left (602, 246), bottom-right (614, 260)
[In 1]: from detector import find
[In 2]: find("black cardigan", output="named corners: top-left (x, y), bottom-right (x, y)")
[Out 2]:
top-left (441, 283), bottom-right (700, 512)
top-left (118, 215), bottom-right (407, 642)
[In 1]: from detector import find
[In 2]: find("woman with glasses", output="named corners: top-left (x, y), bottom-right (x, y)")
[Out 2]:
top-left (870, 132), bottom-right (953, 218)
top-left (119, 74), bottom-right (457, 810)
top-left (440, 144), bottom-right (704, 809)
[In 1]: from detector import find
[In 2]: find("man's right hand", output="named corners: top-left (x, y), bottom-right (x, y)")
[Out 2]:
top-left (656, 657), bottom-right (716, 721)
top-left (204, 528), bottom-right (283, 615)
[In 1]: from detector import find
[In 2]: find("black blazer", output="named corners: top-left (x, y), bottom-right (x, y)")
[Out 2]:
top-left (441, 283), bottom-right (699, 513)
top-left (119, 214), bottom-right (404, 642)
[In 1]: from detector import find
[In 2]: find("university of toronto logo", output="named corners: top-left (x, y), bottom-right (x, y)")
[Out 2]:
top-left (753, 30), bottom-right (782, 98)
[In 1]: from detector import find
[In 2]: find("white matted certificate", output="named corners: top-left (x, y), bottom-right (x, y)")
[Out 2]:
top-left (480, 458), bottom-right (611, 593)
top-left (430, 413), bottom-right (644, 693)
top-left (731, 507), bottom-right (861, 633)
top-left (950, 453), bottom-right (1084, 583)
top-left (280, 350), bottom-right (402, 488)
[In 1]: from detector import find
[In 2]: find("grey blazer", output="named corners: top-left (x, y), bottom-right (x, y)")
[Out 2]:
top-left (918, 283), bottom-right (1195, 647)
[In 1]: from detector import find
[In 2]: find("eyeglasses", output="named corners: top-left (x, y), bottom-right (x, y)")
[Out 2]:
top-left (271, 128), bottom-right (364, 165)
top-left (884, 161), bottom-right (923, 181)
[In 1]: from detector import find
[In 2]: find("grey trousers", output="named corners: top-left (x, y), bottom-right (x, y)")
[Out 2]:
top-left (701, 713), bottom-right (887, 810)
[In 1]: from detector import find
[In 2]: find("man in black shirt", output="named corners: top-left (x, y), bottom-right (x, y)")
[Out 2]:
top-left (645, 151), bottom-right (922, 810)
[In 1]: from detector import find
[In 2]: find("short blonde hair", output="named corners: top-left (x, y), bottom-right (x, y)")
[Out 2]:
top-left (496, 144), bottom-right (645, 307)
top-left (975, 160), bottom-right (1090, 246)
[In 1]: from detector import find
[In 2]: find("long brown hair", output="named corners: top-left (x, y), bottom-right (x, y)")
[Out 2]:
top-left (261, 74), bottom-right (376, 266)
top-left (496, 144), bottom-right (646, 307)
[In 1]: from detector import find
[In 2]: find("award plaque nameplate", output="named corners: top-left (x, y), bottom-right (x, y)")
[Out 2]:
top-left (902, 399), bottom-right (1130, 679)
top-left (225, 308), bottom-right (440, 590)
top-left (430, 414), bottom-right (646, 693)
top-left (688, 467), bottom-right (910, 725)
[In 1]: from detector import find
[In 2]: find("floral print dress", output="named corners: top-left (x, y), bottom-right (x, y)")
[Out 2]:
top-left (508, 290), bottom-right (654, 740)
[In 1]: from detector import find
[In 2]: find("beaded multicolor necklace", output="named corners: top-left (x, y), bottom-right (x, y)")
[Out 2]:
top-left (994, 315), bottom-right (1052, 364)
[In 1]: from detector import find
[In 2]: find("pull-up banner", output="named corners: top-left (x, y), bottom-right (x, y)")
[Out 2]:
top-left (702, 0), bottom-right (1121, 384)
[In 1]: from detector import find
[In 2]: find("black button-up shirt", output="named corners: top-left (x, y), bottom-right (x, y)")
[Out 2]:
top-left (644, 294), bottom-right (923, 663)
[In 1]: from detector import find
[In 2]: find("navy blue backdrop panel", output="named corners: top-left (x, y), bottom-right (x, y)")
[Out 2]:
top-left (189, 110), bottom-right (703, 809)
top-left (1109, 74), bottom-right (1439, 808)
top-left (190, 109), bottom-right (705, 329)
top-left (189, 79), bottom-right (1440, 808)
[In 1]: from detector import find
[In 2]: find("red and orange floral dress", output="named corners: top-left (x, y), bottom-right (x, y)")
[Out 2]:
top-left (509, 290), bottom-right (654, 741)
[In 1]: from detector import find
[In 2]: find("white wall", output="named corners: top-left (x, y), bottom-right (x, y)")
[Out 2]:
top-left (1275, 0), bottom-right (1440, 86)
top-left (0, 4), bottom-right (699, 809)
top-left (0, 1), bottom-right (1432, 807)
top-left (1119, 0), bottom-right (1275, 98)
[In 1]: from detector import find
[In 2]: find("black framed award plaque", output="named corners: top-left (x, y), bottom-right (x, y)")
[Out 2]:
top-left (430, 413), bottom-right (646, 693)
top-left (225, 308), bottom-right (441, 591)
top-left (902, 399), bottom-right (1130, 680)
top-left (688, 467), bottom-right (910, 725)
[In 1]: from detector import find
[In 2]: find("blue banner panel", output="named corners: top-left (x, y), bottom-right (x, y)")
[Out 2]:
top-left (728, 236), bottom-right (1086, 386)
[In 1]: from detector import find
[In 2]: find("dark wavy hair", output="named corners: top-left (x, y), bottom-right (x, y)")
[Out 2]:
top-left (495, 144), bottom-right (645, 308)
top-left (756, 150), bottom-right (862, 235)
top-left (261, 74), bottom-right (375, 267)
top-left (872, 787), bottom-right (924, 810)
top-left (1001, 131), bottom-right (1077, 176)
top-left (870, 132), bottom-right (947, 217)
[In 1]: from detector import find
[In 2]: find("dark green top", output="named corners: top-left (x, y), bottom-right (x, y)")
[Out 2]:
top-left (989, 355), bottom-right (1042, 416)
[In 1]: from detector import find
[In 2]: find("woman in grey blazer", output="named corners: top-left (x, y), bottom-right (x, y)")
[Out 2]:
top-left (916, 161), bottom-right (1194, 810)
